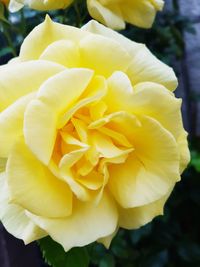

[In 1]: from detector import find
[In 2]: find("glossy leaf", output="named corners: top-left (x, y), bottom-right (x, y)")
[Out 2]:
top-left (38, 236), bottom-right (90, 267)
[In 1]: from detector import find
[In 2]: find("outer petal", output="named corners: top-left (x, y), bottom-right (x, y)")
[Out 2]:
top-left (108, 115), bottom-right (180, 208)
top-left (82, 20), bottom-right (177, 91)
top-left (7, 140), bottom-right (73, 218)
top-left (19, 16), bottom-right (88, 61)
top-left (119, 188), bottom-right (171, 229)
top-left (0, 92), bottom-right (35, 158)
top-left (24, 68), bottom-right (93, 164)
top-left (87, 0), bottom-right (125, 30)
top-left (82, 20), bottom-right (141, 55)
top-left (98, 227), bottom-right (119, 249)
top-left (79, 34), bottom-right (131, 77)
top-left (0, 172), bottom-right (46, 244)
top-left (26, 192), bottom-right (118, 252)
top-left (127, 46), bottom-right (178, 91)
top-left (106, 72), bottom-right (182, 140)
top-left (0, 60), bottom-right (64, 111)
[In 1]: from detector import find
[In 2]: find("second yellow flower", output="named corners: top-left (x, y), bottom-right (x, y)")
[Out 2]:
top-left (8, 0), bottom-right (73, 12)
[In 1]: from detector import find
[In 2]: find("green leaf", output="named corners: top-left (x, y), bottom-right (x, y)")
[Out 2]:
top-left (65, 246), bottom-right (90, 267)
top-left (38, 236), bottom-right (90, 267)
top-left (130, 224), bottom-right (152, 245)
top-left (190, 151), bottom-right (200, 172)
top-left (0, 46), bottom-right (14, 57)
top-left (99, 254), bottom-right (115, 267)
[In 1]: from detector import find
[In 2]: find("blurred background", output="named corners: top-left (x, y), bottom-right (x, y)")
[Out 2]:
top-left (0, 0), bottom-right (200, 266)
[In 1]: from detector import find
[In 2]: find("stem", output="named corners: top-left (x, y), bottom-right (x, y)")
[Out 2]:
top-left (2, 24), bottom-right (17, 57)
top-left (20, 9), bottom-right (26, 36)
top-left (73, 1), bottom-right (82, 27)
top-left (61, 6), bottom-right (70, 24)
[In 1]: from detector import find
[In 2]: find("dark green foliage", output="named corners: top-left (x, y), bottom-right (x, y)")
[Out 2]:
top-left (191, 150), bottom-right (200, 172)
top-left (38, 236), bottom-right (89, 267)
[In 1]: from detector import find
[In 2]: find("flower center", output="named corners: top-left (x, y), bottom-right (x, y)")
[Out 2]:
top-left (50, 104), bottom-right (134, 199)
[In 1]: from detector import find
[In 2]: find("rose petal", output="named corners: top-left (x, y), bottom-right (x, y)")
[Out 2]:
top-left (108, 115), bottom-right (180, 208)
top-left (7, 140), bottom-right (73, 218)
top-left (0, 92), bottom-right (35, 157)
top-left (0, 172), bottom-right (47, 244)
top-left (19, 15), bottom-right (87, 60)
top-left (79, 34), bottom-right (131, 77)
top-left (40, 40), bottom-right (80, 68)
top-left (0, 60), bottom-right (64, 111)
top-left (120, 0), bottom-right (164, 29)
top-left (24, 68), bottom-right (93, 164)
top-left (118, 187), bottom-right (171, 229)
top-left (82, 20), bottom-right (177, 90)
top-left (106, 72), bottom-right (182, 140)
top-left (26, 192), bottom-right (118, 252)
top-left (87, 0), bottom-right (125, 30)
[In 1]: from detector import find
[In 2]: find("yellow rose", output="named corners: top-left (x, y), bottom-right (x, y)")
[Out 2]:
top-left (8, 0), bottom-right (73, 12)
top-left (0, 17), bottom-right (189, 251)
top-left (87, 0), bottom-right (164, 29)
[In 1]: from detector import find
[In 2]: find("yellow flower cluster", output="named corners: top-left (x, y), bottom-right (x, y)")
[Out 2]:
top-left (0, 17), bottom-right (190, 251)
top-left (7, 0), bottom-right (164, 29)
